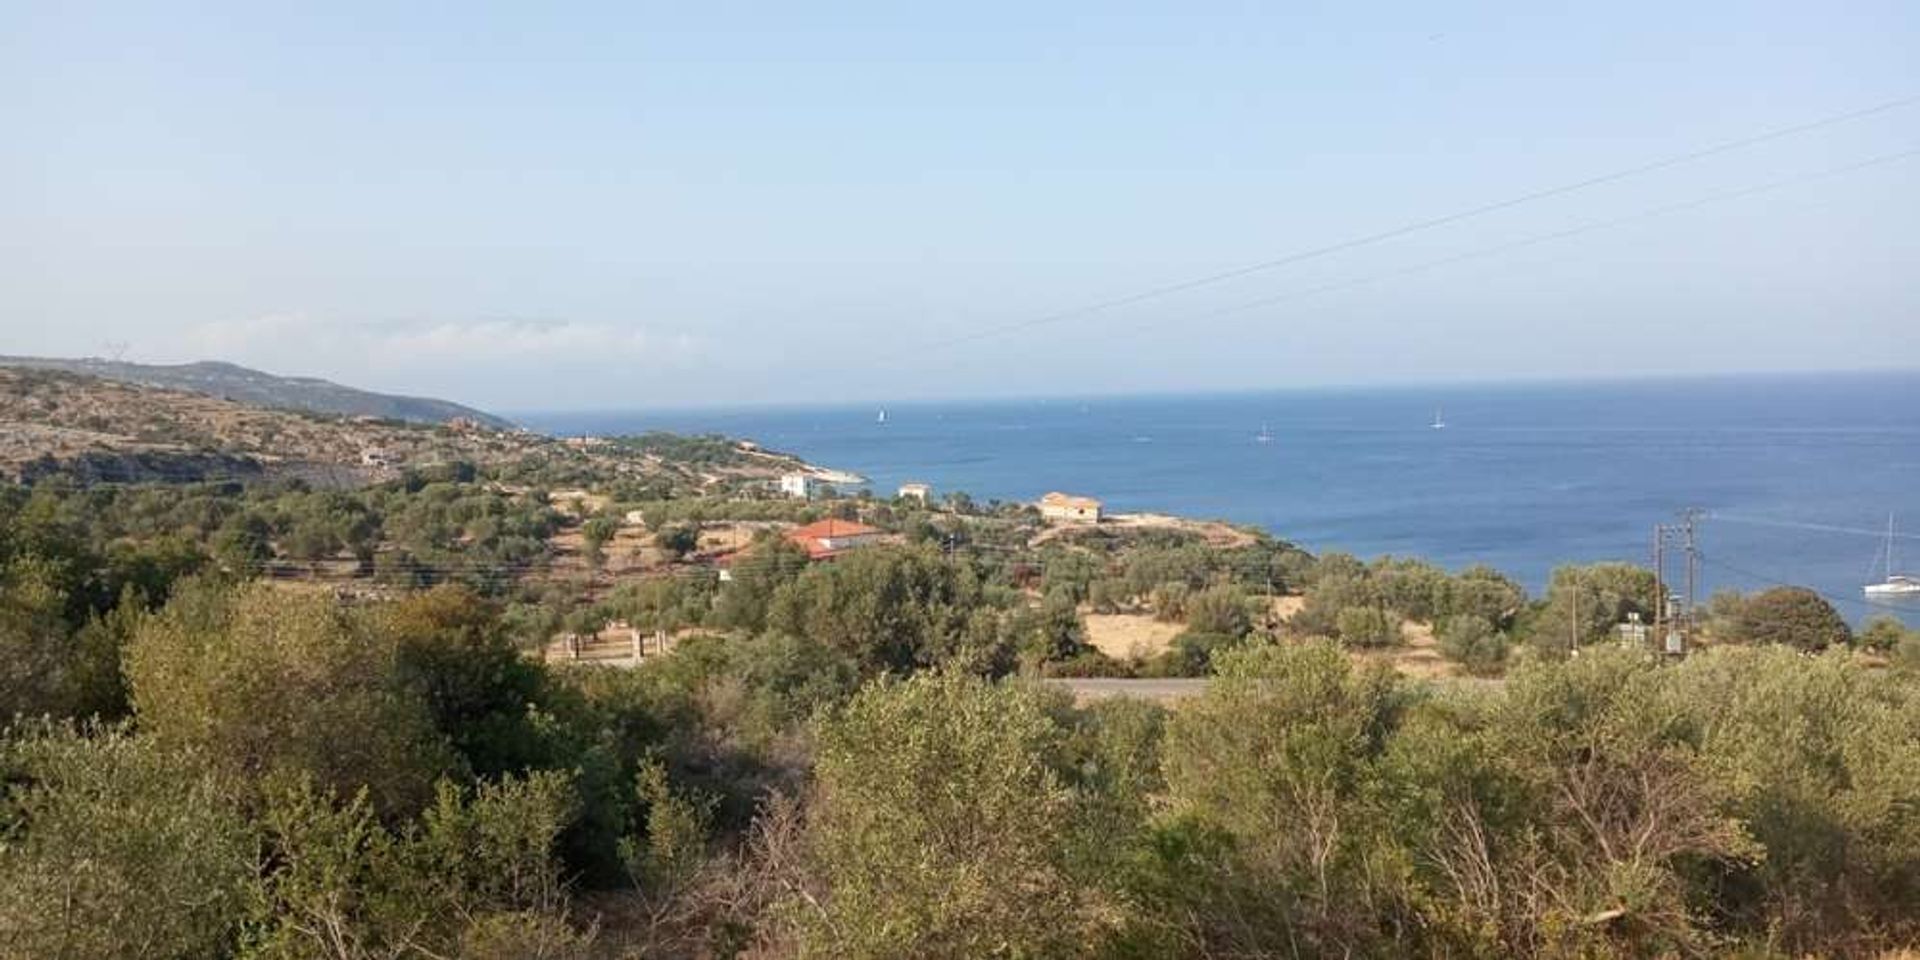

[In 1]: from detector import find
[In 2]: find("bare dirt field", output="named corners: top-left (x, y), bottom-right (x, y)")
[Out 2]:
top-left (1030, 512), bottom-right (1259, 549)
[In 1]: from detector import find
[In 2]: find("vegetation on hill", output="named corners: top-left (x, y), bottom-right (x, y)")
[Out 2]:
top-left (0, 355), bottom-right (514, 428)
top-left (0, 368), bottom-right (821, 493)
top-left (3, 424), bottom-right (1919, 957)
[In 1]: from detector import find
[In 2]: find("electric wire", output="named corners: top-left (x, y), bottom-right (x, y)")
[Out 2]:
top-left (905, 93), bottom-right (1920, 352)
top-left (1697, 554), bottom-right (1888, 613)
top-left (1105, 146), bottom-right (1920, 336)
top-left (1708, 512), bottom-right (1920, 542)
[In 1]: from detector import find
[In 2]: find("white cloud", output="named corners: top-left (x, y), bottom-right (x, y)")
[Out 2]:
top-left (185, 314), bottom-right (693, 366)
top-left (170, 313), bottom-right (717, 407)
top-left (185, 313), bottom-right (313, 358)
top-left (375, 319), bottom-right (651, 361)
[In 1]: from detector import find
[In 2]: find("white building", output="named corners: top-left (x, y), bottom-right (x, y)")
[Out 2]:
top-left (897, 482), bottom-right (932, 503)
top-left (779, 473), bottom-right (817, 499)
top-left (1039, 491), bottom-right (1103, 523)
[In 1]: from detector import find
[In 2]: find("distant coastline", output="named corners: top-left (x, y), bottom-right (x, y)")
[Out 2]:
top-left (517, 371), bottom-right (1920, 626)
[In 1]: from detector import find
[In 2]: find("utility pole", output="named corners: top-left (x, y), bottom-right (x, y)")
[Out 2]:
top-left (1651, 524), bottom-right (1665, 652)
top-left (1569, 567), bottom-right (1581, 655)
top-left (1652, 508), bottom-right (1704, 657)
top-left (1682, 508), bottom-right (1702, 648)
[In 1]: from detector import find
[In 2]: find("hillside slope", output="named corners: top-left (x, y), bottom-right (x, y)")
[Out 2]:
top-left (0, 355), bottom-right (513, 428)
top-left (0, 367), bottom-right (819, 489)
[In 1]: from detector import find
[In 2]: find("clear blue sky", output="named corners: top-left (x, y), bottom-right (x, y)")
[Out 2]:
top-left (3, 2), bottom-right (1916, 410)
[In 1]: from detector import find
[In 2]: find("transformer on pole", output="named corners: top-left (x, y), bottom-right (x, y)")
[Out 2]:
top-left (1651, 509), bottom-right (1703, 657)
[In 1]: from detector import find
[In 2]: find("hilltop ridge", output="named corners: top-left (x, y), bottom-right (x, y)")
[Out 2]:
top-left (0, 366), bottom-right (822, 489)
top-left (0, 355), bottom-right (514, 429)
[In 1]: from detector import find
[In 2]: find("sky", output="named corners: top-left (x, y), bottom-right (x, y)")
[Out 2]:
top-left (2, 2), bottom-right (1917, 412)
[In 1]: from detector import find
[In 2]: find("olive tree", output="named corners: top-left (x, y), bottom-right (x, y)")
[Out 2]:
top-left (800, 672), bottom-right (1092, 958)
top-left (0, 724), bottom-right (255, 959)
top-left (1152, 641), bottom-right (1407, 956)
top-left (125, 581), bottom-right (453, 814)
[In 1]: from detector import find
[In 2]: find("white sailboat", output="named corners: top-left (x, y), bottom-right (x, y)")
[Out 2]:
top-left (876, 409), bottom-right (888, 425)
top-left (1255, 423), bottom-right (1274, 444)
top-left (1430, 407), bottom-right (1447, 430)
top-left (1865, 513), bottom-right (1920, 597)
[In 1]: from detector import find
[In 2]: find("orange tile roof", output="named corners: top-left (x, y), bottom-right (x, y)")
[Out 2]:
top-left (1040, 492), bottom-right (1102, 509)
top-left (787, 519), bottom-right (881, 541)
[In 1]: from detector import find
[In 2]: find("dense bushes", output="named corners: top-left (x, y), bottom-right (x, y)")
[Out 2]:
top-left (0, 485), bottom-right (205, 720)
top-left (5, 576), bottom-right (1919, 957)
top-left (1524, 563), bottom-right (1657, 657)
top-left (0, 724), bottom-right (255, 959)
top-left (1436, 613), bottom-right (1509, 674)
top-left (766, 544), bottom-right (1011, 674)
top-left (1146, 641), bottom-right (1409, 955)
top-left (779, 642), bottom-right (1920, 956)
top-left (5, 481), bottom-right (1919, 957)
top-left (125, 581), bottom-right (456, 814)
top-left (1336, 604), bottom-right (1400, 647)
top-left (1724, 585), bottom-right (1853, 651)
top-left (802, 673), bottom-right (1091, 957)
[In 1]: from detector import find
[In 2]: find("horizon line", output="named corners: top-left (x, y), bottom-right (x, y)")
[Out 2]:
top-left (502, 364), bottom-right (1920, 418)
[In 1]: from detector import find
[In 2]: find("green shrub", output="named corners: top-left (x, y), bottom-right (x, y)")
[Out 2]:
top-left (1086, 577), bottom-right (1130, 614)
top-left (1148, 640), bottom-right (1406, 956)
top-left (1727, 586), bottom-right (1851, 651)
top-left (1437, 614), bottom-right (1509, 675)
top-left (1185, 583), bottom-right (1253, 638)
top-left (1336, 605), bottom-right (1399, 648)
top-left (1291, 571), bottom-right (1379, 638)
top-left (1858, 615), bottom-right (1912, 653)
top-left (125, 580), bottom-right (453, 814)
top-left (803, 673), bottom-right (1094, 957)
top-left (1150, 581), bottom-right (1191, 622)
top-left (0, 724), bottom-right (255, 959)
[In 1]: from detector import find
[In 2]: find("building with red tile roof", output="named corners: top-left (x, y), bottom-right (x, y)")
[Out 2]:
top-left (786, 518), bottom-right (884, 559)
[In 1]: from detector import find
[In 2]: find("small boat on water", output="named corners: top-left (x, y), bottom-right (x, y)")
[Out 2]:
top-left (876, 409), bottom-right (888, 425)
top-left (1865, 513), bottom-right (1920, 597)
top-left (1430, 407), bottom-right (1447, 430)
top-left (1255, 423), bottom-right (1274, 444)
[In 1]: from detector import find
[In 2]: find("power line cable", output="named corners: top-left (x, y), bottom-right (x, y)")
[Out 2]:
top-left (903, 93), bottom-right (1920, 352)
top-left (1696, 553), bottom-right (1882, 613)
top-left (1708, 511), bottom-right (1920, 542)
top-left (1100, 146), bottom-right (1920, 336)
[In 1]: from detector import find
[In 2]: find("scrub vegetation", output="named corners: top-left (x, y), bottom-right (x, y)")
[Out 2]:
top-left (4, 436), bottom-right (1918, 959)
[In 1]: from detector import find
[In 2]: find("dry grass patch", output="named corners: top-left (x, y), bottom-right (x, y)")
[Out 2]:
top-left (1267, 595), bottom-right (1306, 624)
top-left (1346, 619), bottom-right (1462, 681)
top-left (1083, 613), bottom-right (1185, 661)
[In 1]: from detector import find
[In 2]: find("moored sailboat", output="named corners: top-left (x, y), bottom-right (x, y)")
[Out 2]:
top-left (1865, 513), bottom-right (1920, 597)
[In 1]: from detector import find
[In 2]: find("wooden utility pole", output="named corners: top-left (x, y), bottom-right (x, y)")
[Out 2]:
top-left (1652, 523), bottom-right (1666, 653)
top-left (1569, 567), bottom-right (1581, 655)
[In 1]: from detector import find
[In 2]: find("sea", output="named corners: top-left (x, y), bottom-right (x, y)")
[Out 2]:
top-left (520, 372), bottom-right (1920, 627)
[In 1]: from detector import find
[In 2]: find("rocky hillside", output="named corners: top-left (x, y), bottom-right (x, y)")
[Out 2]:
top-left (0, 356), bottom-right (513, 428)
top-left (0, 367), bottom-right (819, 489)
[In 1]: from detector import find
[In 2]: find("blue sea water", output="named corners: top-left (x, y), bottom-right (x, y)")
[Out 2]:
top-left (520, 372), bottom-right (1920, 626)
